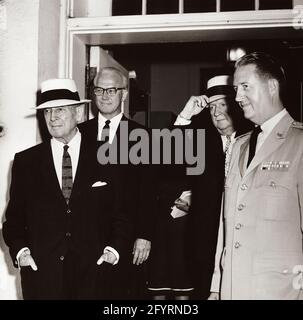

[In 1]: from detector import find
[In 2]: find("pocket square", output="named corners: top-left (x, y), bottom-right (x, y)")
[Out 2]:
top-left (92, 181), bottom-right (107, 187)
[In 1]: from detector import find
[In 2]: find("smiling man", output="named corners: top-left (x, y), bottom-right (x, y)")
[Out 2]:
top-left (78, 67), bottom-right (156, 299)
top-left (215, 52), bottom-right (303, 300)
top-left (3, 78), bottom-right (131, 299)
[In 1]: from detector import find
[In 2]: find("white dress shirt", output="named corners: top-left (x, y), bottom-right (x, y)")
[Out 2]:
top-left (97, 112), bottom-right (123, 143)
top-left (256, 108), bottom-right (287, 153)
top-left (51, 129), bottom-right (81, 188)
top-left (174, 114), bottom-right (192, 126)
top-left (221, 132), bottom-right (236, 153)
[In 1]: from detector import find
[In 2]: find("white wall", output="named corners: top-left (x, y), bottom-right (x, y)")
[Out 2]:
top-left (0, 0), bottom-right (40, 300)
top-left (0, 0), bottom-right (61, 300)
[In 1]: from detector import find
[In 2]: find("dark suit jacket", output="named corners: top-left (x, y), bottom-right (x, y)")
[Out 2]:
top-left (78, 115), bottom-right (156, 242)
top-left (176, 111), bottom-right (253, 299)
top-left (2, 136), bottom-right (132, 299)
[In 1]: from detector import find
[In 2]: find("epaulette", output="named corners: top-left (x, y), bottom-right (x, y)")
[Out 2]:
top-left (292, 121), bottom-right (303, 129)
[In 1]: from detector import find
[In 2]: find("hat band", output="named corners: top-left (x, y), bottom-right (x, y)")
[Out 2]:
top-left (40, 89), bottom-right (80, 104)
top-left (206, 85), bottom-right (234, 98)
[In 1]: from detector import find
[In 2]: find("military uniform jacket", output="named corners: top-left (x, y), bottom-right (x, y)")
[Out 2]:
top-left (221, 111), bottom-right (303, 300)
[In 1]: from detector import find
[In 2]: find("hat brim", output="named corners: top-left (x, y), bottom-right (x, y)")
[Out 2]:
top-left (35, 99), bottom-right (91, 109)
top-left (208, 94), bottom-right (228, 104)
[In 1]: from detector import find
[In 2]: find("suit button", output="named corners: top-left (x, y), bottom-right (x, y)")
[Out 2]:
top-left (234, 242), bottom-right (241, 249)
top-left (67, 209), bottom-right (71, 214)
top-left (241, 184), bottom-right (248, 190)
top-left (66, 232), bottom-right (71, 237)
top-left (270, 181), bottom-right (276, 188)
top-left (60, 255), bottom-right (64, 261)
top-left (235, 223), bottom-right (242, 230)
top-left (237, 204), bottom-right (245, 211)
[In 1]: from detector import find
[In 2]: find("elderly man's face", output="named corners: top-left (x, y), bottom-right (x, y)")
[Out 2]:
top-left (94, 70), bottom-right (127, 119)
top-left (44, 106), bottom-right (80, 144)
top-left (209, 98), bottom-right (234, 135)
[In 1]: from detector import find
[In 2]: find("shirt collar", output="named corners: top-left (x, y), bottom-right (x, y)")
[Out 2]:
top-left (222, 131), bottom-right (236, 140)
top-left (98, 112), bottom-right (123, 128)
top-left (260, 108), bottom-right (287, 136)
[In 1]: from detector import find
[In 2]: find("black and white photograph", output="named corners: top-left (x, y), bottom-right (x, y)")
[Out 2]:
top-left (0, 0), bottom-right (303, 311)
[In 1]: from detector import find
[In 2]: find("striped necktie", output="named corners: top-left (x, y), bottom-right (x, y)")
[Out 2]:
top-left (62, 145), bottom-right (73, 203)
top-left (224, 135), bottom-right (232, 177)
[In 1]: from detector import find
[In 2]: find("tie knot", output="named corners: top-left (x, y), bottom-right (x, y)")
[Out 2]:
top-left (105, 120), bottom-right (111, 127)
top-left (253, 126), bottom-right (262, 135)
top-left (63, 145), bottom-right (69, 152)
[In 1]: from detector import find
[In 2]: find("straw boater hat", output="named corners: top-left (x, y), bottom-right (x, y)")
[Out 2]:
top-left (36, 78), bottom-right (91, 109)
top-left (206, 75), bottom-right (234, 104)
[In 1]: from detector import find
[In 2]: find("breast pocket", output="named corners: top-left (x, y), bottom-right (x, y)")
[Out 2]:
top-left (254, 171), bottom-right (294, 195)
top-left (254, 171), bottom-right (295, 221)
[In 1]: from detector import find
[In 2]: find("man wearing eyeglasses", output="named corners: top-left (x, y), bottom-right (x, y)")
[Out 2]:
top-left (78, 67), bottom-right (155, 299)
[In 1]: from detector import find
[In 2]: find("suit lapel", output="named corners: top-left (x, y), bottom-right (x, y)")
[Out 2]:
top-left (89, 117), bottom-right (98, 140)
top-left (243, 112), bottom-right (294, 178)
top-left (238, 138), bottom-right (250, 178)
top-left (69, 138), bottom-right (96, 202)
top-left (40, 142), bottom-right (67, 206)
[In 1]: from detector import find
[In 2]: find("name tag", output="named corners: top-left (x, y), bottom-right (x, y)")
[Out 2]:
top-left (261, 161), bottom-right (290, 171)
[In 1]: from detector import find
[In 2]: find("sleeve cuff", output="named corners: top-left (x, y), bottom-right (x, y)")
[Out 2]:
top-left (16, 247), bottom-right (30, 269)
top-left (210, 269), bottom-right (221, 293)
top-left (174, 115), bottom-right (192, 126)
top-left (104, 246), bottom-right (119, 265)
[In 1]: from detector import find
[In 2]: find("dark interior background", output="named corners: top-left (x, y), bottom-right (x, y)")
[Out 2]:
top-left (98, 39), bottom-right (303, 127)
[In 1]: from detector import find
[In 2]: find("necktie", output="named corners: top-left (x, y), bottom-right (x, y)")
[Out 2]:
top-left (101, 120), bottom-right (111, 143)
top-left (62, 145), bottom-right (73, 203)
top-left (224, 135), bottom-right (232, 177)
top-left (247, 126), bottom-right (262, 168)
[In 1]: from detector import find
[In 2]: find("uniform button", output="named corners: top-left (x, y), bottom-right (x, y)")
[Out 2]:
top-left (241, 184), bottom-right (248, 190)
top-left (234, 242), bottom-right (241, 249)
top-left (60, 255), bottom-right (64, 261)
top-left (270, 181), bottom-right (276, 188)
top-left (67, 209), bottom-right (71, 214)
top-left (235, 223), bottom-right (242, 230)
top-left (66, 232), bottom-right (71, 237)
top-left (237, 204), bottom-right (245, 211)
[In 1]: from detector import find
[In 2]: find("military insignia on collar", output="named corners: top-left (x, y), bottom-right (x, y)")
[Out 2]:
top-left (261, 161), bottom-right (290, 171)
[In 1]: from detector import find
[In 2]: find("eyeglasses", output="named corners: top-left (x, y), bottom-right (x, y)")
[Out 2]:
top-left (93, 87), bottom-right (125, 96)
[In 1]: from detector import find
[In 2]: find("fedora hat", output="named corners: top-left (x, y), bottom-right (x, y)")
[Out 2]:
top-left (36, 78), bottom-right (91, 109)
top-left (206, 75), bottom-right (234, 104)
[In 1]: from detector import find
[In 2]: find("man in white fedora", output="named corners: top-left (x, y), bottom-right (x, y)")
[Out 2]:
top-left (3, 78), bottom-right (132, 299)
top-left (172, 74), bottom-right (252, 299)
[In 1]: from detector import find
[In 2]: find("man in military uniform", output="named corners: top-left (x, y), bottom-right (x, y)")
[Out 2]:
top-left (214, 52), bottom-right (303, 299)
